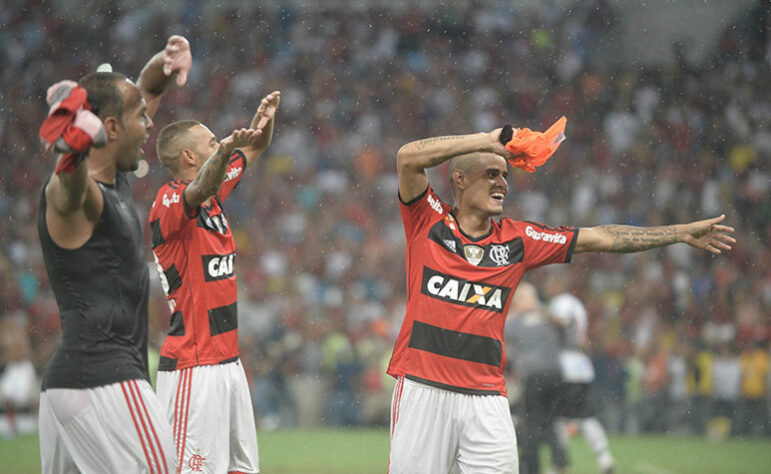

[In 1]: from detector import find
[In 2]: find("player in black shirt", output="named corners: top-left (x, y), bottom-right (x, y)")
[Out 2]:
top-left (37, 36), bottom-right (191, 473)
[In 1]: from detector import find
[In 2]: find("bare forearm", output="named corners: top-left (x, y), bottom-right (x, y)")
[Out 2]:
top-left (186, 146), bottom-right (231, 207)
top-left (249, 109), bottom-right (274, 151)
top-left (582, 224), bottom-right (680, 253)
top-left (397, 132), bottom-right (496, 170)
top-left (137, 51), bottom-right (174, 97)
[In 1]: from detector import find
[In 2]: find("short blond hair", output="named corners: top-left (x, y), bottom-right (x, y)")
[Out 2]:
top-left (156, 120), bottom-right (201, 172)
top-left (448, 152), bottom-right (483, 203)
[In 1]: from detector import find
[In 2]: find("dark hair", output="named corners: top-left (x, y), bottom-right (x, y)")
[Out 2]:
top-left (78, 71), bottom-right (129, 120)
top-left (156, 120), bottom-right (202, 171)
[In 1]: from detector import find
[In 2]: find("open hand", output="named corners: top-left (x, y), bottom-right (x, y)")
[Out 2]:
top-left (254, 91), bottom-right (281, 131)
top-left (162, 35), bottom-right (192, 86)
top-left (681, 215), bottom-right (736, 254)
top-left (220, 128), bottom-right (263, 155)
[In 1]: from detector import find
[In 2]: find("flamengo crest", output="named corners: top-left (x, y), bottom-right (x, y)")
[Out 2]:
top-left (489, 244), bottom-right (510, 266)
top-left (188, 454), bottom-right (206, 471)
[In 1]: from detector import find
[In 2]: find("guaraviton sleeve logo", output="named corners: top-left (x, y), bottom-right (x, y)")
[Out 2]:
top-left (426, 193), bottom-right (443, 215)
top-left (224, 165), bottom-right (242, 182)
top-left (421, 266), bottom-right (511, 313)
top-left (525, 225), bottom-right (567, 244)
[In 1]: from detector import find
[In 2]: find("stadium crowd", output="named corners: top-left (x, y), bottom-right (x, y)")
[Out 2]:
top-left (1, 0), bottom-right (769, 438)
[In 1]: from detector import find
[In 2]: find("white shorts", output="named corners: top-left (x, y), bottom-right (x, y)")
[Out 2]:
top-left (389, 377), bottom-right (518, 474)
top-left (39, 379), bottom-right (175, 474)
top-left (156, 360), bottom-right (259, 474)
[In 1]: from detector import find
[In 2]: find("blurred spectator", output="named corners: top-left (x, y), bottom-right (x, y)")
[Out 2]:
top-left (321, 312), bottom-right (364, 427)
top-left (711, 342), bottom-right (741, 435)
top-left (507, 283), bottom-right (570, 474)
top-left (642, 342), bottom-right (670, 432)
top-left (667, 340), bottom-right (690, 434)
top-left (624, 348), bottom-right (644, 435)
top-left (737, 341), bottom-right (769, 436)
top-left (0, 312), bottom-right (39, 437)
top-left (686, 341), bottom-right (714, 435)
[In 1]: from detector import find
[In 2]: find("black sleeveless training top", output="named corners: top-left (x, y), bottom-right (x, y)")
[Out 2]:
top-left (37, 172), bottom-right (150, 389)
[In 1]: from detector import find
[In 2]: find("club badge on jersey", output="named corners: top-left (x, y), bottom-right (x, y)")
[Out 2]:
top-left (464, 245), bottom-right (484, 265)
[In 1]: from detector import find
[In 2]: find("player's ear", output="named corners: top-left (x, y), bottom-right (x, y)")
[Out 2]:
top-left (452, 169), bottom-right (466, 190)
top-left (181, 149), bottom-right (197, 167)
top-left (103, 117), bottom-right (122, 140)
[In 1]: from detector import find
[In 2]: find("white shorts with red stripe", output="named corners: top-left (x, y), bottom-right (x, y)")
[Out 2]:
top-left (39, 379), bottom-right (175, 474)
top-left (156, 359), bottom-right (259, 474)
top-left (389, 377), bottom-right (519, 474)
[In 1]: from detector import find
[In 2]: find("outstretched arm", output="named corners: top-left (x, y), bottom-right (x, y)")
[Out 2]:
top-left (239, 90), bottom-right (281, 166)
top-left (184, 128), bottom-right (263, 210)
top-left (396, 129), bottom-right (511, 202)
top-left (574, 215), bottom-right (736, 255)
top-left (137, 35), bottom-right (192, 119)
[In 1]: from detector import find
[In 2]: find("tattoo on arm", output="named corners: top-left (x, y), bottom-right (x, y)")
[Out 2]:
top-left (601, 225), bottom-right (679, 253)
top-left (426, 154), bottom-right (449, 167)
top-left (414, 136), bottom-right (462, 150)
top-left (192, 146), bottom-right (230, 198)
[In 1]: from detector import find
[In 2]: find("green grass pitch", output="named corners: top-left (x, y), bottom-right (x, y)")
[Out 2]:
top-left (3, 429), bottom-right (770, 473)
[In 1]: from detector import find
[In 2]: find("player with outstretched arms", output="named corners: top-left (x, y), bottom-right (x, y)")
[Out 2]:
top-left (387, 122), bottom-right (735, 473)
top-left (36, 36), bottom-right (192, 473)
top-left (149, 91), bottom-right (280, 474)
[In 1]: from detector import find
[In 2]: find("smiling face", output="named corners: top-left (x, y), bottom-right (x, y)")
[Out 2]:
top-left (452, 152), bottom-right (509, 217)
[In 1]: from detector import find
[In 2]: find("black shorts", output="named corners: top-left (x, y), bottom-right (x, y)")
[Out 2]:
top-left (558, 382), bottom-right (595, 419)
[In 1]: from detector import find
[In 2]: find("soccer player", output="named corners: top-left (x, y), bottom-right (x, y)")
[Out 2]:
top-left (506, 282), bottom-right (570, 474)
top-left (149, 91), bottom-right (280, 474)
top-left (545, 272), bottom-right (615, 474)
top-left (387, 126), bottom-right (735, 473)
top-left (36, 36), bottom-right (192, 473)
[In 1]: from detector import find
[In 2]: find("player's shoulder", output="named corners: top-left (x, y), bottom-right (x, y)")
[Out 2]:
top-left (403, 184), bottom-right (451, 214)
top-left (496, 216), bottom-right (529, 235)
top-left (499, 219), bottom-right (575, 243)
top-left (150, 180), bottom-right (187, 214)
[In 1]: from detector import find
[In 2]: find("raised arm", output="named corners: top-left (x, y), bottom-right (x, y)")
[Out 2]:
top-left (238, 91), bottom-right (281, 166)
top-left (184, 128), bottom-right (263, 210)
top-left (574, 215), bottom-right (736, 255)
top-left (396, 129), bottom-right (511, 202)
top-left (137, 35), bottom-right (192, 119)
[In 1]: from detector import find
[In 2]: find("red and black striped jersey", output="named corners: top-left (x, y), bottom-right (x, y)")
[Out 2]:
top-left (387, 186), bottom-right (578, 395)
top-left (149, 150), bottom-right (246, 371)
